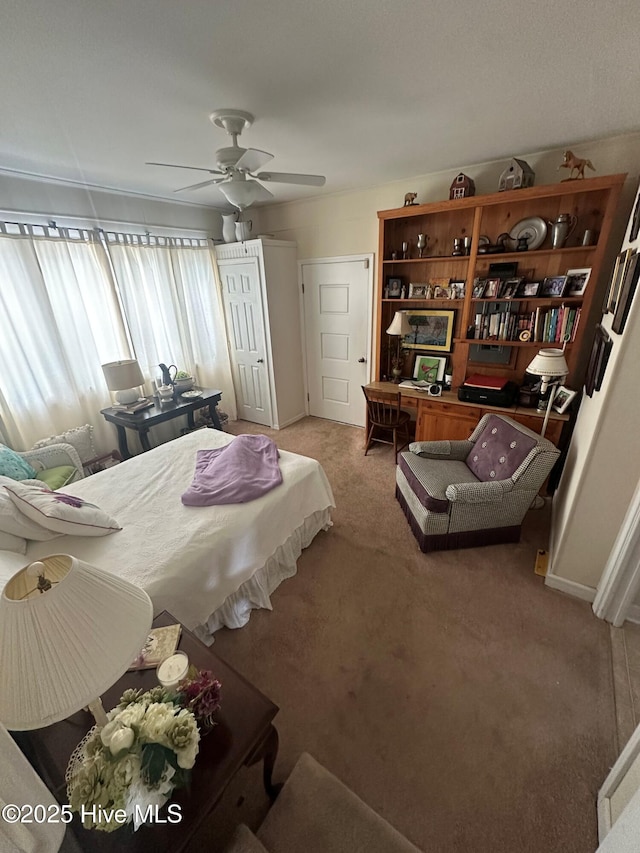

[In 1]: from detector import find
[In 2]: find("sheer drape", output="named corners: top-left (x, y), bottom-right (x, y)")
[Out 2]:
top-left (105, 234), bottom-right (236, 419)
top-left (0, 226), bottom-right (130, 450)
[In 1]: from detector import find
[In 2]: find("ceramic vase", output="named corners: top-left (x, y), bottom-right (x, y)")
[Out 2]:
top-left (235, 219), bottom-right (252, 241)
top-left (222, 213), bottom-right (237, 244)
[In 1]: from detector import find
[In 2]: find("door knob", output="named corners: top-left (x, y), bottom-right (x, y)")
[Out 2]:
top-left (358, 357), bottom-right (366, 363)
top-left (257, 358), bottom-right (264, 363)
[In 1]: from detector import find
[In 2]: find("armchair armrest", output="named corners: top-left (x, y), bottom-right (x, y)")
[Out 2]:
top-left (409, 439), bottom-right (474, 461)
top-left (445, 479), bottom-right (513, 503)
top-left (20, 443), bottom-right (84, 480)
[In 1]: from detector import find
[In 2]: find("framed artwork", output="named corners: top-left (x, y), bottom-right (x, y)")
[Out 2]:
top-left (498, 278), bottom-right (521, 299)
top-left (408, 283), bottom-right (430, 299)
top-left (449, 280), bottom-right (466, 299)
top-left (518, 280), bottom-right (541, 297)
top-left (630, 192), bottom-right (640, 242)
top-left (413, 354), bottom-right (446, 382)
top-left (472, 280), bottom-right (486, 299)
top-left (541, 275), bottom-right (568, 297)
top-left (612, 251), bottom-right (640, 335)
top-left (605, 249), bottom-right (632, 314)
top-left (564, 268), bottom-right (591, 297)
top-left (484, 278), bottom-right (500, 299)
top-left (552, 385), bottom-right (577, 414)
top-left (402, 309), bottom-right (455, 352)
top-left (585, 324), bottom-right (612, 397)
top-left (386, 277), bottom-right (403, 298)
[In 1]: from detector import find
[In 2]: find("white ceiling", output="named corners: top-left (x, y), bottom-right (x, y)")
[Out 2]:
top-left (2, 0), bottom-right (639, 211)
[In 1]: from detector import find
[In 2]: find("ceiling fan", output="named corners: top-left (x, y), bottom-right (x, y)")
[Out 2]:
top-left (147, 109), bottom-right (326, 210)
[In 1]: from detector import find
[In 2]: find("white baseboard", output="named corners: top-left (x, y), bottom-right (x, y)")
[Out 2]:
top-left (544, 571), bottom-right (596, 603)
top-left (272, 412), bottom-right (306, 430)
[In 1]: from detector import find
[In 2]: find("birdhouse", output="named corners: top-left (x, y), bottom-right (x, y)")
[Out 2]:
top-left (498, 158), bottom-right (535, 192)
top-left (449, 173), bottom-right (475, 199)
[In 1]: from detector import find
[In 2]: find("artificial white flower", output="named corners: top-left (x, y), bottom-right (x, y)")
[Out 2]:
top-left (109, 726), bottom-right (135, 756)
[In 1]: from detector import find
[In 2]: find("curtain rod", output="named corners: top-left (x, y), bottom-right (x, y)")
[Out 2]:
top-left (0, 209), bottom-right (213, 239)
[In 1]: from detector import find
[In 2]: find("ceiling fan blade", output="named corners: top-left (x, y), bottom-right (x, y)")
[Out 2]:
top-left (256, 171), bottom-right (326, 187)
top-left (174, 178), bottom-right (225, 192)
top-left (146, 161), bottom-right (224, 175)
top-left (233, 148), bottom-right (274, 173)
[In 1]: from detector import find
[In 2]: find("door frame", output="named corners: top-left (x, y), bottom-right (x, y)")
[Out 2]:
top-left (297, 253), bottom-right (375, 418)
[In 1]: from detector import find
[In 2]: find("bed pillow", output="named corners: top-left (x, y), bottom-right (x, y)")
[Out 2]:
top-left (0, 445), bottom-right (37, 481)
top-left (32, 424), bottom-right (97, 464)
top-left (0, 476), bottom-right (61, 541)
top-left (3, 482), bottom-right (121, 537)
top-left (0, 530), bottom-right (27, 554)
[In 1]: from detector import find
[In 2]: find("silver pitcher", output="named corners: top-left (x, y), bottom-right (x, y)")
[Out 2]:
top-left (548, 213), bottom-right (578, 249)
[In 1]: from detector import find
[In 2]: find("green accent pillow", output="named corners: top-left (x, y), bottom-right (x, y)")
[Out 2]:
top-left (36, 466), bottom-right (77, 490)
top-left (0, 445), bottom-right (37, 480)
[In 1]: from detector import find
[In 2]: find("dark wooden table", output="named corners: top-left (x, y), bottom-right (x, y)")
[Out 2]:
top-left (14, 611), bottom-right (280, 853)
top-left (100, 388), bottom-right (223, 459)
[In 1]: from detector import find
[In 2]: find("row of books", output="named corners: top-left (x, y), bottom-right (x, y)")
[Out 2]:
top-left (470, 304), bottom-right (582, 343)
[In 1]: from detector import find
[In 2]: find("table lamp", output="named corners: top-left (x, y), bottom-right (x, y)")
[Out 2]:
top-left (386, 311), bottom-right (412, 382)
top-left (0, 555), bottom-right (153, 731)
top-left (102, 359), bottom-right (145, 405)
top-left (526, 348), bottom-right (569, 438)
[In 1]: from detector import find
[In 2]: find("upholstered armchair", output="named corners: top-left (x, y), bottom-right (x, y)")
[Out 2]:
top-left (396, 413), bottom-right (560, 552)
top-left (17, 443), bottom-right (85, 488)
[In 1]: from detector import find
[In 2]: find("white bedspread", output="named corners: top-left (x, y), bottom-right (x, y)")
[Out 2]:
top-left (23, 430), bottom-right (335, 630)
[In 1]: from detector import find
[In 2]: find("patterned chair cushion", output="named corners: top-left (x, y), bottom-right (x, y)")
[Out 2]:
top-left (398, 453), bottom-right (478, 512)
top-left (465, 415), bottom-right (536, 482)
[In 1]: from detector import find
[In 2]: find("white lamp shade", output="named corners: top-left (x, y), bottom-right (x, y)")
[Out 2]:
top-left (526, 348), bottom-right (569, 379)
top-left (218, 180), bottom-right (260, 210)
top-left (386, 311), bottom-right (412, 337)
top-left (102, 359), bottom-right (144, 392)
top-left (0, 555), bottom-right (153, 731)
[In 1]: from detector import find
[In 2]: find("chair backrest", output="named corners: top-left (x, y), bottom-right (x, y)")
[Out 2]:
top-left (362, 386), bottom-right (403, 426)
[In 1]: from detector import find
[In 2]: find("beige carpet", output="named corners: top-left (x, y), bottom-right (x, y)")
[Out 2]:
top-left (200, 417), bottom-right (616, 852)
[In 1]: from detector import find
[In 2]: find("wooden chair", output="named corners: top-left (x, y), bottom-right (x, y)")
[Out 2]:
top-left (362, 386), bottom-right (411, 458)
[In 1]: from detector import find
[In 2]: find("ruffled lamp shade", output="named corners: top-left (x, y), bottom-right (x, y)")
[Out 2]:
top-left (0, 555), bottom-right (153, 731)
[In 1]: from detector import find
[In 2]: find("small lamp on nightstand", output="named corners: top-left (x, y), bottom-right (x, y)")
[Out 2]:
top-left (386, 311), bottom-right (412, 382)
top-left (102, 359), bottom-right (145, 405)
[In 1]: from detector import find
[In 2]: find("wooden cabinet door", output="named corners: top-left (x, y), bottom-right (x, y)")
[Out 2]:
top-left (416, 399), bottom-right (481, 441)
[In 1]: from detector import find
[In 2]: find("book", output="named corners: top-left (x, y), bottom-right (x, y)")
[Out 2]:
top-left (128, 624), bottom-right (182, 670)
top-left (463, 374), bottom-right (509, 390)
top-left (112, 399), bottom-right (155, 414)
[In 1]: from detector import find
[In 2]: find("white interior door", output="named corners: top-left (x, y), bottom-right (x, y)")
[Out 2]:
top-left (219, 260), bottom-right (272, 426)
top-left (301, 257), bottom-right (372, 427)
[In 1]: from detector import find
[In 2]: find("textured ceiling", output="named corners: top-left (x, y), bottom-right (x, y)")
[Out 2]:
top-left (1, 0), bottom-right (639, 210)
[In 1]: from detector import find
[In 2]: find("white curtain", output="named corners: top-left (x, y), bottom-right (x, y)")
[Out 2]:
top-left (0, 225), bottom-right (130, 451)
top-left (105, 234), bottom-right (236, 419)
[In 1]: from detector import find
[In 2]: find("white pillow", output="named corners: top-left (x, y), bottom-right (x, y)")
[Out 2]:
top-left (3, 482), bottom-right (121, 537)
top-left (32, 424), bottom-right (97, 464)
top-left (0, 476), bottom-right (61, 541)
top-left (0, 530), bottom-right (27, 554)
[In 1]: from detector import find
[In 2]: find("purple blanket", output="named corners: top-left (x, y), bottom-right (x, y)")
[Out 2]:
top-left (181, 434), bottom-right (282, 506)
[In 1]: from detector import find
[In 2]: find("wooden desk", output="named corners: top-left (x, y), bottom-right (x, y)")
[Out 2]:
top-left (100, 388), bottom-right (223, 459)
top-left (365, 381), bottom-right (569, 446)
top-left (14, 611), bottom-right (280, 853)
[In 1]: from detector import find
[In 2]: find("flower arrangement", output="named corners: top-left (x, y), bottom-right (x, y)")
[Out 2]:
top-left (65, 671), bottom-right (220, 833)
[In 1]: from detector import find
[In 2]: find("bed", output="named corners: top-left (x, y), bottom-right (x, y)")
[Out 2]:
top-left (0, 429), bottom-right (335, 643)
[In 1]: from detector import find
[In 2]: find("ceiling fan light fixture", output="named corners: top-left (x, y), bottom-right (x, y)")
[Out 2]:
top-left (218, 179), bottom-right (261, 210)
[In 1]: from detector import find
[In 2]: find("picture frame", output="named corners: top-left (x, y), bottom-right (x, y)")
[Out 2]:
top-left (564, 268), bottom-right (591, 297)
top-left (484, 278), bottom-right (500, 299)
top-left (408, 282), bottom-right (430, 299)
top-left (498, 278), bottom-right (521, 299)
top-left (585, 324), bottom-right (612, 397)
top-left (386, 277), bottom-right (403, 298)
top-left (518, 280), bottom-right (541, 298)
top-left (540, 275), bottom-right (568, 297)
top-left (605, 249), bottom-right (632, 314)
top-left (402, 309), bottom-right (455, 352)
top-left (612, 251), bottom-right (640, 335)
top-left (413, 354), bottom-right (446, 382)
top-left (472, 280), bottom-right (486, 299)
top-left (552, 385), bottom-right (577, 414)
top-left (630, 192), bottom-right (640, 243)
top-left (449, 280), bottom-right (466, 299)
top-left (432, 284), bottom-right (451, 299)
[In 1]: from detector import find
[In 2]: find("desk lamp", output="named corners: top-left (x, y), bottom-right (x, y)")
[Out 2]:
top-left (102, 359), bottom-right (145, 405)
top-left (0, 555), bottom-right (153, 730)
top-left (525, 348), bottom-right (569, 438)
top-left (386, 311), bottom-right (412, 382)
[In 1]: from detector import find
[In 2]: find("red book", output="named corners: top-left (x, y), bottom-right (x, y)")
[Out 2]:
top-left (463, 373), bottom-right (509, 390)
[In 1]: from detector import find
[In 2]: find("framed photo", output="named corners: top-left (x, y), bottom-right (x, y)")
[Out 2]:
top-left (432, 284), bottom-right (451, 299)
top-left (408, 282), bottom-right (430, 299)
top-left (585, 324), bottom-right (613, 397)
top-left (402, 309), bottom-right (455, 352)
top-left (472, 280), bottom-right (486, 299)
top-left (498, 278), bottom-right (521, 299)
top-left (386, 277), bottom-right (402, 298)
top-left (484, 278), bottom-right (500, 299)
top-left (541, 275), bottom-right (568, 297)
top-left (564, 268), bottom-right (591, 297)
top-left (413, 354), bottom-right (446, 382)
top-left (612, 251), bottom-right (640, 335)
top-left (517, 280), bottom-right (541, 297)
top-left (630, 192), bottom-right (640, 242)
top-left (450, 280), bottom-right (466, 299)
top-left (552, 385), bottom-right (577, 414)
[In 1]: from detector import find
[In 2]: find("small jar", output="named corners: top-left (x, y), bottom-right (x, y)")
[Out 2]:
top-left (157, 651), bottom-right (189, 689)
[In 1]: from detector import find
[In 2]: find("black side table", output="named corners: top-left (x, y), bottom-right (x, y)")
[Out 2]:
top-left (100, 388), bottom-right (223, 459)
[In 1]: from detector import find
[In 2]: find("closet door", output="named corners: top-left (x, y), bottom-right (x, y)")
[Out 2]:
top-left (218, 258), bottom-right (272, 426)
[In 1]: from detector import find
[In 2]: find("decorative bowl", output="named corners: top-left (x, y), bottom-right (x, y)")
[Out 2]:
top-left (173, 377), bottom-right (194, 393)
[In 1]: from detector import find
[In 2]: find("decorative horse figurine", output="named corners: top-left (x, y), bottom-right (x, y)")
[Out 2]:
top-left (559, 150), bottom-right (596, 180)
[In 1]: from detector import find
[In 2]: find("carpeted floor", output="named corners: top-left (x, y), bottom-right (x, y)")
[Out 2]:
top-left (201, 416), bottom-right (616, 852)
